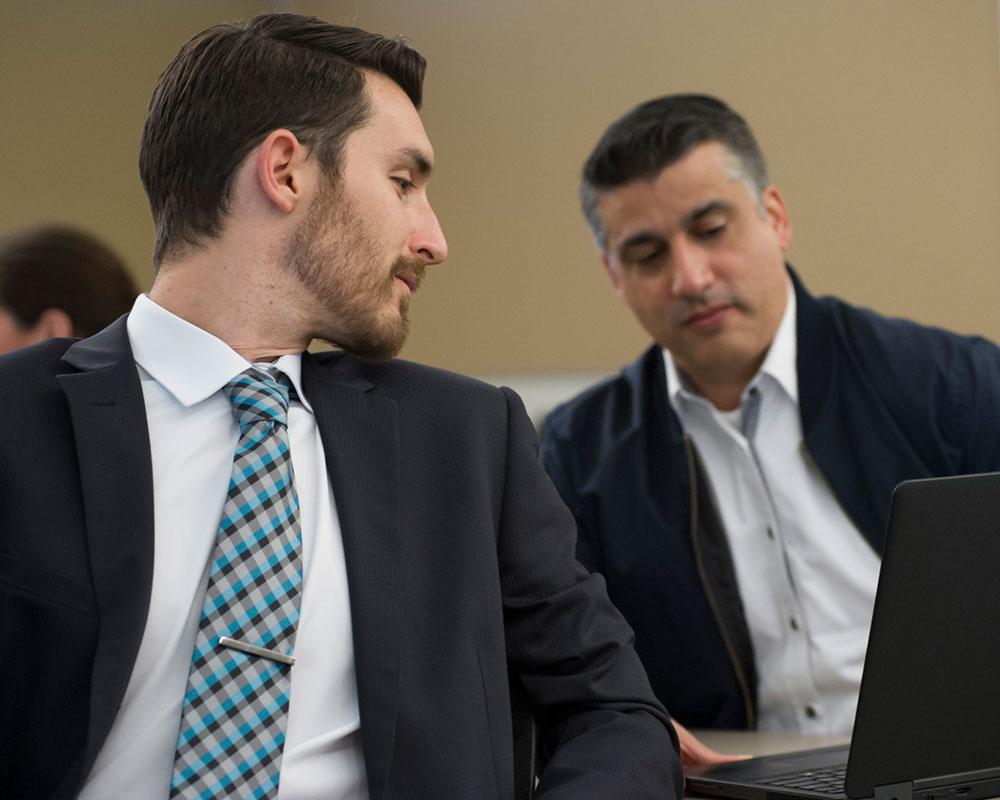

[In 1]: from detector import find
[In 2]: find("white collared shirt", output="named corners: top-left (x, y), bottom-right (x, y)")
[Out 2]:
top-left (664, 280), bottom-right (881, 734)
top-left (79, 294), bottom-right (368, 800)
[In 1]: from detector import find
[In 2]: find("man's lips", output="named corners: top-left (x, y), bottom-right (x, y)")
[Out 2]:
top-left (395, 270), bottom-right (423, 293)
top-left (684, 303), bottom-right (734, 328)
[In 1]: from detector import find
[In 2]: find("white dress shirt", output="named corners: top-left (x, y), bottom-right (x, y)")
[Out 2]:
top-left (79, 294), bottom-right (368, 799)
top-left (664, 280), bottom-right (881, 734)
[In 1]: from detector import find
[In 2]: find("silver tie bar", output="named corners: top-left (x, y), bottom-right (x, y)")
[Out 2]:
top-left (218, 636), bottom-right (296, 666)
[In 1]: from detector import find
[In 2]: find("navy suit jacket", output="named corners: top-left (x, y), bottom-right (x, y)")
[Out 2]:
top-left (0, 318), bottom-right (681, 799)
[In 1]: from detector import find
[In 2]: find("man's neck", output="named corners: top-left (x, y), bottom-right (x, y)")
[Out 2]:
top-left (149, 248), bottom-right (310, 362)
top-left (665, 343), bottom-right (767, 412)
top-left (681, 369), bottom-right (756, 412)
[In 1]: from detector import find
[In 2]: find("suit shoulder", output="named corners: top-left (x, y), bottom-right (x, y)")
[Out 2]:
top-left (310, 351), bottom-right (507, 410)
top-left (0, 339), bottom-right (79, 434)
top-left (374, 357), bottom-right (500, 393)
top-left (0, 337), bottom-right (77, 383)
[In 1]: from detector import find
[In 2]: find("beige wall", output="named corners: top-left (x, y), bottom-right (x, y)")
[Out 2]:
top-left (3, 0), bottom-right (998, 375)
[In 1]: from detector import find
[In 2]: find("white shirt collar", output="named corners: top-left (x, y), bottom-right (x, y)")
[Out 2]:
top-left (664, 276), bottom-right (798, 409)
top-left (125, 293), bottom-right (313, 412)
top-left (757, 277), bottom-right (798, 404)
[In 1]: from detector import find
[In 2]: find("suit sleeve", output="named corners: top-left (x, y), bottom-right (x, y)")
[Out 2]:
top-left (538, 409), bottom-right (602, 574)
top-left (498, 388), bottom-right (682, 799)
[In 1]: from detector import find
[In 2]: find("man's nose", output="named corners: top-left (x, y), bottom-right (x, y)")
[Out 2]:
top-left (669, 239), bottom-right (713, 299)
top-left (411, 202), bottom-right (448, 265)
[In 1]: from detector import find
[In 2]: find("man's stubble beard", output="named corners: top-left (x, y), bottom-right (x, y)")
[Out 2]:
top-left (284, 182), bottom-right (421, 362)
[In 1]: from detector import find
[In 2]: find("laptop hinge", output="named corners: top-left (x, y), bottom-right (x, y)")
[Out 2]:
top-left (874, 781), bottom-right (913, 800)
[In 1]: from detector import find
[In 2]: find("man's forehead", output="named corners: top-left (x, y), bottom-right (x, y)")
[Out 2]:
top-left (353, 71), bottom-right (435, 166)
top-left (598, 144), bottom-right (742, 241)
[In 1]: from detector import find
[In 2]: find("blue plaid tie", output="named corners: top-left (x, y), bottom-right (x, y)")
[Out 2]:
top-left (171, 365), bottom-right (303, 799)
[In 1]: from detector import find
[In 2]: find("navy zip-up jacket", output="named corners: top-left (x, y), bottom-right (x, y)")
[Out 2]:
top-left (540, 269), bottom-right (1000, 728)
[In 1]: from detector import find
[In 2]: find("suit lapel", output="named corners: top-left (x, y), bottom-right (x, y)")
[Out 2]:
top-left (302, 353), bottom-right (401, 800)
top-left (58, 319), bottom-right (156, 782)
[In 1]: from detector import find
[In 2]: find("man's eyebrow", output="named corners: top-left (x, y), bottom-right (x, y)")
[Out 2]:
top-left (399, 146), bottom-right (434, 177)
top-left (681, 199), bottom-right (733, 227)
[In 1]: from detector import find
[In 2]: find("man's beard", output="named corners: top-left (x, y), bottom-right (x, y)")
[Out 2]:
top-left (284, 187), bottom-right (424, 361)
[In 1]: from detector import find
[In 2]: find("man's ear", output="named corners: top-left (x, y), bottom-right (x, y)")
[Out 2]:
top-left (32, 308), bottom-right (74, 341)
top-left (762, 185), bottom-right (793, 250)
top-left (256, 129), bottom-right (311, 214)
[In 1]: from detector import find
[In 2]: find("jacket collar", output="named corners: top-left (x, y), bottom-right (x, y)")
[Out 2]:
top-left (792, 265), bottom-right (838, 438)
top-left (791, 268), bottom-right (887, 548)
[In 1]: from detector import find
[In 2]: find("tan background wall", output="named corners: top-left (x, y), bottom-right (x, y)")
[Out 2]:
top-left (2, 0), bottom-right (998, 376)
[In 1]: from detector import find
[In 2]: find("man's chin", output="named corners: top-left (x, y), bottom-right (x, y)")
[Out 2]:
top-left (317, 323), bottom-right (409, 363)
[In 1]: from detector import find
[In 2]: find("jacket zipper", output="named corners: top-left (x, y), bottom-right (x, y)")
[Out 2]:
top-left (684, 436), bottom-right (756, 729)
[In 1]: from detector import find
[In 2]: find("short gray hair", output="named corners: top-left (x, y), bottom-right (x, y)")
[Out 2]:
top-left (580, 94), bottom-right (768, 253)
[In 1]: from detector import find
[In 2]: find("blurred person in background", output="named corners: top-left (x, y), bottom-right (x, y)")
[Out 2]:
top-left (0, 224), bottom-right (138, 353)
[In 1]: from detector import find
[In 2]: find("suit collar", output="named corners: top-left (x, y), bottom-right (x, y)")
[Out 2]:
top-left (62, 313), bottom-right (132, 371)
top-left (301, 348), bottom-right (374, 393)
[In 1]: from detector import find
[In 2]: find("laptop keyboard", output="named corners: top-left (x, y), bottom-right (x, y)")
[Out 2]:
top-left (762, 764), bottom-right (847, 795)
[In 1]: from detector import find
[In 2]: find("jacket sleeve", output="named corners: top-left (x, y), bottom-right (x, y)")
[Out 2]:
top-left (499, 388), bottom-right (682, 799)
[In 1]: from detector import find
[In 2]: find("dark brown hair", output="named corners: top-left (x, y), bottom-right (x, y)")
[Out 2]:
top-left (0, 225), bottom-right (138, 337)
top-left (139, 12), bottom-right (426, 266)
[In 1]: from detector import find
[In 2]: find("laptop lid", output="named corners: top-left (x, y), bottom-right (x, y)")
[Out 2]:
top-left (845, 473), bottom-right (1000, 798)
top-left (687, 473), bottom-right (1000, 800)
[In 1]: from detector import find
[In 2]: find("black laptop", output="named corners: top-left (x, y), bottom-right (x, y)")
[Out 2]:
top-left (687, 472), bottom-right (1000, 800)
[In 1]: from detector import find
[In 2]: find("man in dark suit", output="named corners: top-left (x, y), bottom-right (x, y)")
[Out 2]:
top-left (0, 14), bottom-right (680, 799)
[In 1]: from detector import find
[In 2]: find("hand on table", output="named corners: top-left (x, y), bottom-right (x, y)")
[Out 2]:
top-left (672, 719), bottom-right (752, 771)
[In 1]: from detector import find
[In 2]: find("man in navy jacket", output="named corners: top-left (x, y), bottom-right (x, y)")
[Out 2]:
top-left (540, 94), bottom-right (1000, 759)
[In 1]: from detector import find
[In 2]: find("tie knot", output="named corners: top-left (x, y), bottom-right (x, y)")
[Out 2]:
top-left (224, 366), bottom-right (292, 428)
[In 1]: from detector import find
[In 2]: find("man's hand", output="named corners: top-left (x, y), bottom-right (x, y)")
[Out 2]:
top-left (672, 719), bottom-right (751, 771)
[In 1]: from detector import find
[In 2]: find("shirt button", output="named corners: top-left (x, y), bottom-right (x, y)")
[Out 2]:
top-left (766, 527), bottom-right (775, 540)
top-left (805, 705), bottom-right (818, 719)
top-left (790, 617), bottom-right (800, 631)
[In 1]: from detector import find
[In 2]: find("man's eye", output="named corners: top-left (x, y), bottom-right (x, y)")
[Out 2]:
top-left (626, 248), bottom-right (663, 267)
top-left (391, 176), bottom-right (415, 192)
top-left (694, 222), bottom-right (726, 239)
